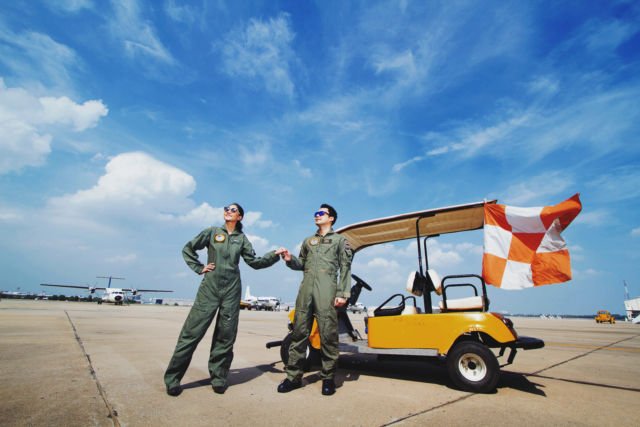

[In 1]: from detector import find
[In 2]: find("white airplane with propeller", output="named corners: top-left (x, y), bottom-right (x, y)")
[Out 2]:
top-left (40, 276), bottom-right (172, 305)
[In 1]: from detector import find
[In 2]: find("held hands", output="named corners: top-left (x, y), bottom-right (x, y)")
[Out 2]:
top-left (200, 263), bottom-right (216, 274)
top-left (275, 247), bottom-right (291, 262)
top-left (334, 297), bottom-right (347, 307)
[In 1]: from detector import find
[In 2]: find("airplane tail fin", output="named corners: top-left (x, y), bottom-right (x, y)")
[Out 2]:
top-left (245, 286), bottom-right (252, 300)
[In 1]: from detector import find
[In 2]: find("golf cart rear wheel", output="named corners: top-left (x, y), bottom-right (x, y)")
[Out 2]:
top-left (446, 341), bottom-right (499, 393)
top-left (280, 332), bottom-right (320, 371)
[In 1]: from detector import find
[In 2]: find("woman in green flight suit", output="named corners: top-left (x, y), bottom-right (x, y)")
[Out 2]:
top-left (165, 203), bottom-right (285, 396)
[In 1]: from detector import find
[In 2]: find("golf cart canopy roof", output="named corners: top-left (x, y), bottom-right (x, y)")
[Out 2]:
top-left (337, 200), bottom-right (497, 254)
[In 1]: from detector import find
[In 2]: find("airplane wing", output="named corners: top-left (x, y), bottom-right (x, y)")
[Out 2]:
top-left (122, 288), bottom-right (173, 293)
top-left (40, 283), bottom-right (106, 290)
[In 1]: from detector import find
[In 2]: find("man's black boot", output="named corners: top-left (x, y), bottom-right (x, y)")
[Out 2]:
top-left (212, 385), bottom-right (228, 394)
top-left (321, 379), bottom-right (335, 396)
top-left (166, 386), bottom-right (182, 397)
top-left (277, 378), bottom-right (302, 393)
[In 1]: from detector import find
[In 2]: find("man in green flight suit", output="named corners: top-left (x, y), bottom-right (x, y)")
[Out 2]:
top-left (165, 203), bottom-right (285, 396)
top-left (277, 203), bottom-right (352, 396)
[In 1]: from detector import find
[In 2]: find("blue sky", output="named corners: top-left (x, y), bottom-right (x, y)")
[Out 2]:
top-left (1, 0), bottom-right (638, 315)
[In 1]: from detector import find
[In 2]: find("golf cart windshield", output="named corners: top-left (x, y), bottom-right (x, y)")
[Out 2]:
top-left (337, 200), bottom-right (498, 315)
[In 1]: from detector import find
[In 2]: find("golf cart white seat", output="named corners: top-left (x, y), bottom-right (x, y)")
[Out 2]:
top-left (406, 270), bottom-right (486, 312)
top-left (439, 295), bottom-right (484, 311)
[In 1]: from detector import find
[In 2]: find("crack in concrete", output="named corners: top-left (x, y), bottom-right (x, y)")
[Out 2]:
top-left (65, 310), bottom-right (121, 427)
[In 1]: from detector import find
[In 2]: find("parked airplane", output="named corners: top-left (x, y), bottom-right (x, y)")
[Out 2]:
top-left (242, 286), bottom-right (280, 311)
top-left (40, 276), bottom-right (172, 305)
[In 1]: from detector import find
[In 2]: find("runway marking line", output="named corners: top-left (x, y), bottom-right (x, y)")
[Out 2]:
top-left (65, 310), bottom-right (121, 427)
top-left (532, 333), bottom-right (640, 376)
top-left (544, 341), bottom-right (640, 353)
top-left (381, 393), bottom-right (474, 426)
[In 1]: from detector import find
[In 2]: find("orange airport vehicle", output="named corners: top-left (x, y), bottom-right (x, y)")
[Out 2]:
top-left (595, 310), bottom-right (616, 324)
top-left (267, 201), bottom-right (544, 393)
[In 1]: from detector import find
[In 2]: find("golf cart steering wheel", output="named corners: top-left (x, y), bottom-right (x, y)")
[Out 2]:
top-left (351, 274), bottom-right (373, 291)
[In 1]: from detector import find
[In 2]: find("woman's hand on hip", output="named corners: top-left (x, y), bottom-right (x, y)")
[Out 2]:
top-left (200, 263), bottom-right (216, 274)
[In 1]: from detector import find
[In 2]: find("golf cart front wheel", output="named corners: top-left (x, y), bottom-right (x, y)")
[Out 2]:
top-left (446, 341), bottom-right (499, 393)
top-left (280, 332), bottom-right (320, 370)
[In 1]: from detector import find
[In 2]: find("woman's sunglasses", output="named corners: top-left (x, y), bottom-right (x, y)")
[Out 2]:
top-left (224, 206), bottom-right (238, 213)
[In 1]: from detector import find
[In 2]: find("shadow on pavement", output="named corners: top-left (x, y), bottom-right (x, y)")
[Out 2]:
top-left (336, 354), bottom-right (546, 396)
top-left (498, 371), bottom-right (547, 396)
top-left (181, 363), bottom-right (284, 390)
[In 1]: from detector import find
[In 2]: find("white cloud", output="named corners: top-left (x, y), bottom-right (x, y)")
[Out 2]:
top-left (632, 228), bottom-right (640, 237)
top-left (164, 0), bottom-right (196, 25)
top-left (243, 211), bottom-right (274, 229)
top-left (218, 12), bottom-right (296, 98)
top-left (172, 202), bottom-right (222, 225)
top-left (427, 242), bottom-right (464, 269)
top-left (574, 210), bottom-right (607, 227)
top-left (392, 155), bottom-right (423, 173)
top-left (501, 172), bottom-right (574, 205)
top-left (106, 253), bottom-right (137, 263)
top-left (0, 79), bottom-right (108, 174)
top-left (0, 27), bottom-right (80, 89)
top-left (245, 234), bottom-right (270, 253)
top-left (110, 0), bottom-right (175, 64)
top-left (292, 160), bottom-right (312, 178)
top-left (44, 0), bottom-right (93, 13)
top-left (392, 81), bottom-right (640, 171)
top-left (581, 18), bottom-right (638, 54)
top-left (428, 112), bottom-right (532, 159)
top-left (46, 152), bottom-right (277, 234)
top-left (573, 268), bottom-right (602, 278)
top-left (39, 96), bottom-right (108, 131)
top-left (239, 143), bottom-right (271, 168)
top-left (527, 76), bottom-right (559, 95)
top-left (367, 257), bottom-right (400, 269)
top-left (372, 50), bottom-right (418, 84)
top-left (587, 167), bottom-right (640, 202)
top-left (48, 152), bottom-right (196, 220)
top-left (0, 205), bottom-right (22, 222)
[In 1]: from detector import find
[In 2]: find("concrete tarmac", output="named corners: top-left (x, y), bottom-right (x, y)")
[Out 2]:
top-left (1, 300), bottom-right (639, 426)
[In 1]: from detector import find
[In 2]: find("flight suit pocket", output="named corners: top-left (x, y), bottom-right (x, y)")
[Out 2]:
top-left (229, 239), bottom-right (242, 263)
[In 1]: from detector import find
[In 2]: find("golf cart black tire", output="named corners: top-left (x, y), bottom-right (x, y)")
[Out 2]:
top-left (446, 341), bottom-right (500, 393)
top-left (280, 332), bottom-right (321, 371)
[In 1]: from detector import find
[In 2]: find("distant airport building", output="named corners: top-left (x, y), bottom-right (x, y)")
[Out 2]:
top-left (624, 297), bottom-right (640, 323)
top-left (149, 298), bottom-right (194, 306)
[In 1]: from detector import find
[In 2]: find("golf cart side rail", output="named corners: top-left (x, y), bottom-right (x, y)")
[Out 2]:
top-left (337, 200), bottom-right (497, 254)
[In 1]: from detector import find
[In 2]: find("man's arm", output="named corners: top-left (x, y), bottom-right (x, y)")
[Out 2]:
top-left (285, 240), bottom-right (307, 271)
top-left (336, 237), bottom-right (353, 299)
top-left (182, 228), bottom-right (212, 274)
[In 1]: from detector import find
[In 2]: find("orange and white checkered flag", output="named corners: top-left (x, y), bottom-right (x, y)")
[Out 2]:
top-left (482, 194), bottom-right (582, 290)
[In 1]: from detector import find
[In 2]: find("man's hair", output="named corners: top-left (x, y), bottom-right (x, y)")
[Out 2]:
top-left (320, 203), bottom-right (337, 225)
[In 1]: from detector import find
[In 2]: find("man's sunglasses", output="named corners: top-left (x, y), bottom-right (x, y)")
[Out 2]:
top-left (314, 211), bottom-right (329, 217)
top-left (224, 206), bottom-right (238, 213)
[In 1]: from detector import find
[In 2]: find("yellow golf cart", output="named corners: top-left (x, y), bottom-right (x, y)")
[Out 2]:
top-left (267, 201), bottom-right (544, 393)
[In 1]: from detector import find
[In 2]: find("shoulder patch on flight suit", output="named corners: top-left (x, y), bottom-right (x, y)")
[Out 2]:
top-left (309, 237), bottom-right (320, 246)
top-left (214, 233), bottom-right (226, 243)
top-left (344, 239), bottom-right (352, 250)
